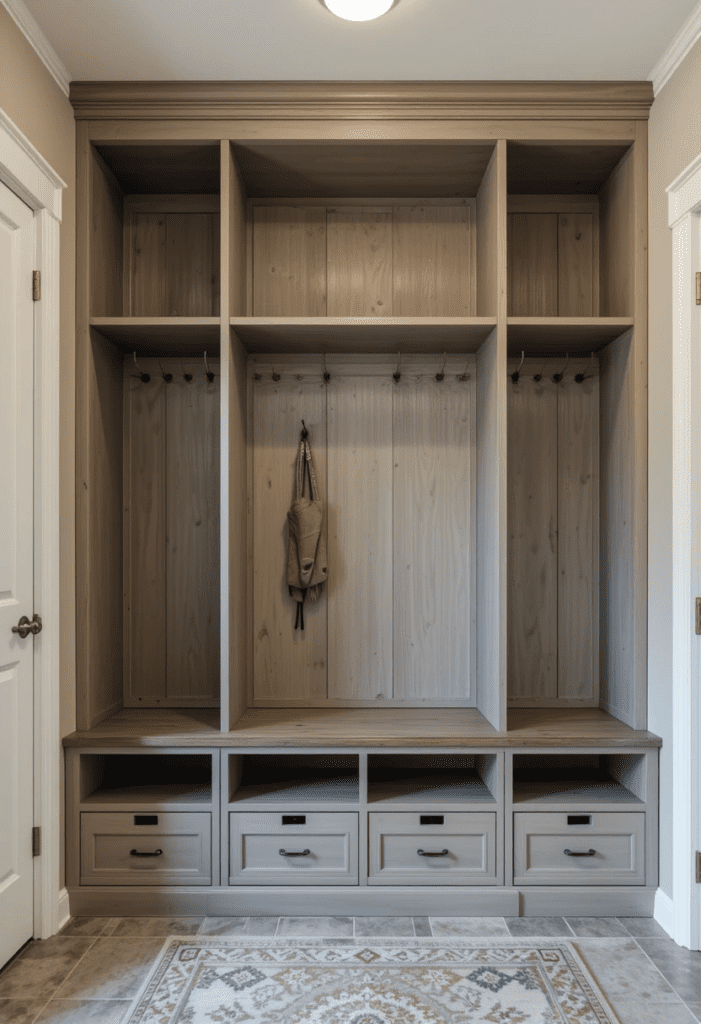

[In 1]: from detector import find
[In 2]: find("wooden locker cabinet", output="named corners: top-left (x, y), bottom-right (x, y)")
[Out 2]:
top-left (64, 81), bottom-right (660, 919)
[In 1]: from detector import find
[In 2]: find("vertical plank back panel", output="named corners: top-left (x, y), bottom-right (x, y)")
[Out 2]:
top-left (599, 331), bottom-right (636, 725)
top-left (166, 213), bottom-right (216, 315)
top-left (123, 366), bottom-right (166, 703)
top-left (166, 372), bottom-right (220, 699)
top-left (508, 213), bottom-right (558, 316)
top-left (507, 372), bottom-right (558, 701)
top-left (129, 213), bottom-right (167, 315)
top-left (253, 206), bottom-right (327, 315)
top-left (252, 377), bottom-right (328, 702)
top-left (327, 377), bottom-right (393, 701)
top-left (599, 145), bottom-right (634, 317)
top-left (557, 372), bottom-right (599, 701)
top-left (558, 213), bottom-right (594, 316)
top-left (393, 206), bottom-right (473, 316)
top-left (393, 372), bottom-right (475, 702)
top-left (327, 207), bottom-right (393, 316)
top-left (91, 147), bottom-right (124, 317)
top-left (476, 328), bottom-right (507, 730)
top-left (476, 143), bottom-right (504, 318)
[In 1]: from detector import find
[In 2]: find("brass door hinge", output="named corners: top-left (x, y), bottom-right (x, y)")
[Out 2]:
top-left (696, 271), bottom-right (701, 304)
top-left (696, 851), bottom-right (701, 883)
top-left (32, 270), bottom-right (41, 301)
top-left (696, 598), bottom-right (701, 635)
top-left (32, 826), bottom-right (41, 857)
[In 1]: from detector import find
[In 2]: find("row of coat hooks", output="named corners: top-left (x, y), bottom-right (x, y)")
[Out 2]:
top-left (254, 352), bottom-right (471, 384)
top-left (509, 351), bottom-right (595, 385)
top-left (131, 351), bottom-right (216, 384)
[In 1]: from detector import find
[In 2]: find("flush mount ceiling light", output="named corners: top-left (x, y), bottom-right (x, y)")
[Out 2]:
top-left (324, 0), bottom-right (395, 21)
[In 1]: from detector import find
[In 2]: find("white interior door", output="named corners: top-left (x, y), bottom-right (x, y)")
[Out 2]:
top-left (0, 179), bottom-right (35, 966)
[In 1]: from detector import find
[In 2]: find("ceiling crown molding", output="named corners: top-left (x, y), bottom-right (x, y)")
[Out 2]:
top-left (649, 0), bottom-right (701, 96)
top-left (2, 0), bottom-right (71, 97)
top-left (69, 80), bottom-right (654, 121)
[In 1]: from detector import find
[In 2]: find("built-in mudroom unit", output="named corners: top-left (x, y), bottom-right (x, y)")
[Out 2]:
top-left (65, 81), bottom-right (658, 917)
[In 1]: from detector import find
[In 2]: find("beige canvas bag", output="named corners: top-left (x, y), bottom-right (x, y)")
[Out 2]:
top-left (286, 424), bottom-right (327, 630)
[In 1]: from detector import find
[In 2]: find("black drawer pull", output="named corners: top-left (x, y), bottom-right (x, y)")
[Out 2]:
top-left (417, 848), bottom-right (449, 857)
top-left (279, 848), bottom-right (311, 857)
top-left (567, 815), bottom-right (591, 825)
top-left (282, 815), bottom-right (306, 825)
top-left (420, 815), bottom-right (444, 825)
top-left (130, 848), bottom-right (163, 858)
top-left (134, 815), bottom-right (158, 826)
top-left (564, 848), bottom-right (596, 857)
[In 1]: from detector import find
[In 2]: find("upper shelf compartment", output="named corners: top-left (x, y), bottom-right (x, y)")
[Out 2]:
top-left (228, 140), bottom-right (503, 319)
top-left (89, 142), bottom-right (221, 319)
top-left (507, 142), bottom-right (635, 320)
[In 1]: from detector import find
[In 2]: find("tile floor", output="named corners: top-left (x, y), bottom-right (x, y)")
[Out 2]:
top-left (0, 916), bottom-right (699, 1023)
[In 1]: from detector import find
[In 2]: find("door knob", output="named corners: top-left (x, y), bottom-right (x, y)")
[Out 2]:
top-left (12, 614), bottom-right (42, 639)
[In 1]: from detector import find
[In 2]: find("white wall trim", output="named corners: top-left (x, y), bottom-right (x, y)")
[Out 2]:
top-left (650, 0), bottom-right (701, 96)
top-left (0, 107), bottom-right (64, 940)
top-left (1, 0), bottom-right (71, 97)
top-left (57, 889), bottom-right (70, 932)
top-left (668, 157), bottom-right (701, 949)
top-left (654, 888), bottom-right (676, 937)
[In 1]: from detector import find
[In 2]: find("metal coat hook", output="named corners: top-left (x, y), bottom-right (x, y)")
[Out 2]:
top-left (457, 358), bottom-right (470, 382)
top-left (552, 353), bottom-right (569, 384)
top-left (533, 362), bottom-right (546, 382)
top-left (181, 360), bottom-right (193, 382)
top-left (133, 351), bottom-right (150, 383)
top-left (301, 419), bottom-right (309, 439)
top-left (435, 352), bottom-right (447, 382)
top-left (322, 353), bottom-right (331, 383)
top-left (575, 352), bottom-right (594, 384)
top-left (271, 365), bottom-right (281, 382)
top-left (393, 352), bottom-right (402, 383)
top-left (159, 359), bottom-right (173, 383)
top-left (204, 352), bottom-right (215, 383)
top-left (511, 351), bottom-right (525, 384)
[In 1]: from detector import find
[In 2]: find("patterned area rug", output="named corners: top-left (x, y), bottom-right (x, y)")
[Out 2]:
top-left (123, 937), bottom-right (618, 1023)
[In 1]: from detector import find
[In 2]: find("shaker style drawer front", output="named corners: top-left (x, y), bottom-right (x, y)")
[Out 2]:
top-left (368, 812), bottom-right (498, 885)
top-left (229, 812), bottom-right (358, 885)
top-left (513, 812), bottom-right (645, 885)
top-left (80, 812), bottom-right (212, 886)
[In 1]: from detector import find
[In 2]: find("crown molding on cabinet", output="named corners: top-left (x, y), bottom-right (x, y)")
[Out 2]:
top-left (68, 80), bottom-right (654, 121)
top-left (1, 0), bottom-right (71, 97)
top-left (649, 0), bottom-right (701, 96)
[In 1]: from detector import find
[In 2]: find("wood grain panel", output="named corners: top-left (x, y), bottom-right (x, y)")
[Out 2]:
top-left (87, 333), bottom-right (124, 725)
top-left (558, 372), bottom-right (598, 701)
top-left (599, 146), bottom-right (634, 317)
top-left (327, 207), bottom-right (393, 316)
top-left (507, 372), bottom-right (558, 701)
top-left (252, 377), bottom-right (328, 703)
top-left (129, 213), bottom-right (166, 315)
top-left (253, 206), bottom-right (327, 316)
top-left (327, 377), bottom-right (393, 701)
top-left (558, 213), bottom-right (593, 316)
top-left (393, 206), bottom-right (473, 316)
top-left (124, 367), bottom-right (166, 703)
top-left (476, 328), bottom-right (507, 731)
top-left (476, 143), bottom-right (504, 318)
top-left (508, 213), bottom-right (558, 317)
top-left (167, 213), bottom-right (215, 316)
top-left (166, 370), bottom-right (220, 700)
top-left (91, 147), bottom-right (123, 316)
top-left (393, 377), bottom-right (474, 702)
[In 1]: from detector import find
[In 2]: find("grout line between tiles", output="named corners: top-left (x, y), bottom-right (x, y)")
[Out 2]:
top-left (632, 937), bottom-right (701, 1012)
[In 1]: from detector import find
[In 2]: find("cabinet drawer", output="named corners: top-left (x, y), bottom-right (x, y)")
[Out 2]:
top-left (80, 812), bottom-right (212, 886)
top-left (368, 812), bottom-right (498, 885)
top-left (514, 812), bottom-right (645, 885)
top-left (229, 812), bottom-right (358, 885)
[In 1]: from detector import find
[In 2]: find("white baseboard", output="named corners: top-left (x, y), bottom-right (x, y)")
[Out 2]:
top-left (57, 888), bottom-right (70, 931)
top-left (654, 887), bottom-right (674, 937)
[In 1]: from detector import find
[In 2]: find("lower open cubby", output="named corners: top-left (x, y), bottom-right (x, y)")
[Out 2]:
top-left (65, 737), bottom-right (659, 917)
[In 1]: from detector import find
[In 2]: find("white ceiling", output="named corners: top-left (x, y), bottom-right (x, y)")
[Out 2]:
top-left (21, 0), bottom-right (699, 82)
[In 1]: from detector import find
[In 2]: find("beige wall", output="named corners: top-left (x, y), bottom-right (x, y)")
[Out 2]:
top-left (0, 6), bottom-right (76, 884)
top-left (648, 36), bottom-right (701, 898)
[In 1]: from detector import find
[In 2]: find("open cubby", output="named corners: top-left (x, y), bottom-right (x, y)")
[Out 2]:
top-left (79, 753), bottom-right (213, 806)
top-left (512, 753), bottom-right (646, 806)
top-left (89, 142), bottom-right (221, 318)
top-left (228, 754), bottom-right (360, 805)
top-left (368, 754), bottom-right (499, 806)
top-left (507, 142), bottom-right (634, 319)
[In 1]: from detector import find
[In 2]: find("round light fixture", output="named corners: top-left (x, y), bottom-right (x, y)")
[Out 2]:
top-left (324, 0), bottom-right (394, 21)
